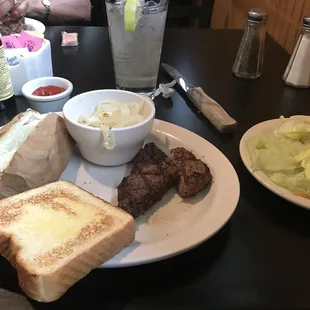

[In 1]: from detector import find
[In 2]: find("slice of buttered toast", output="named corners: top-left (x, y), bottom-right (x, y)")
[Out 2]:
top-left (0, 181), bottom-right (135, 302)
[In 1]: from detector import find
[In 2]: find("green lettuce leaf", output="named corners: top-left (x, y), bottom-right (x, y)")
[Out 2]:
top-left (246, 116), bottom-right (310, 197)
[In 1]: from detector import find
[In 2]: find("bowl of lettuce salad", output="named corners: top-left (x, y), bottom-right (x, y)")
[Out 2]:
top-left (240, 115), bottom-right (310, 208)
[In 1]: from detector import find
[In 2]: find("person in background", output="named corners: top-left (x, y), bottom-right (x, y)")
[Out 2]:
top-left (0, 0), bottom-right (91, 24)
top-left (90, 0), bottom-right (105, 26)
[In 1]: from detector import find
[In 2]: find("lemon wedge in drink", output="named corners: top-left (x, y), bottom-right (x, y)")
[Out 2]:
top-left (124, 0), bottom-right (139, 31)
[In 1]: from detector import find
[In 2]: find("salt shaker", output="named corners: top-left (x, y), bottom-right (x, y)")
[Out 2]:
top-left (232, 8), bottom-right (268, 79)
top-left (283, 17), bottom-right (310, 88)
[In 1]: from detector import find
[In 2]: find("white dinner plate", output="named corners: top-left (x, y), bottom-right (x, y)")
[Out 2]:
top-left (25, 18), bottom-right (46, 34)
top-left (59, 118), bottom-right (240, 268)
top-left (240, 119), bottom-right (310, 210)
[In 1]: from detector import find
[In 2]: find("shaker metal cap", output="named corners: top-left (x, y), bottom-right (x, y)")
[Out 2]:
top-left (303, 16), bottom-right (310, 28)
top-left (248, 8), bottom-right (268, 23)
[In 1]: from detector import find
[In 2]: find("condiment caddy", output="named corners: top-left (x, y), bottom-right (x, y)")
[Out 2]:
top-left (4, 38), bottom-right (53, 96)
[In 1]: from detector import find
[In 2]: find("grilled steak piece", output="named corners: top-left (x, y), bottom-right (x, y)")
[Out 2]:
top-left (118, 143), bottom-right (176, 218)
top-left (132, 143), bottom-right (177, 187)
top-left (132, 142), bottom-right (168, 166)
top-left (118, 143), bottom-right (212, 218)
top-left (117, 172), bottom-right (153, 218)
top-left (170, 147), bottom-right (212, 198)
top-left (0, 17), bottom-right (27, 36)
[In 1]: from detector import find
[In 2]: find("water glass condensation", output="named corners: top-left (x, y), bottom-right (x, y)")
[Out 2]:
top-left (106, 0), bottom-right (168, 96)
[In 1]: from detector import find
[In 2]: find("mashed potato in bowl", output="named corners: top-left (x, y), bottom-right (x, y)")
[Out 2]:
top-left (63, 89), bottom-right (155, 166)
top-left (78, 100), bottom-right (146, 149)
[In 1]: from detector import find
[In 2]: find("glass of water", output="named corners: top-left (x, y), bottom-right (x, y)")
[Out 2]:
top-left (106, 0), bottom-right (168, 96)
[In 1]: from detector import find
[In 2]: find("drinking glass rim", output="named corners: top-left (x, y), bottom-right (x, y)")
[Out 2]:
top-left (105, 0), bottom-right (168, 8)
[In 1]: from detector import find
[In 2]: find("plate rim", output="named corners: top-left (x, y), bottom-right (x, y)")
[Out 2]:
top-left (239, 118), bottom-right (310, 210)
top-left (1, 112), bottom-right (240, 268)
top-left (102, 118), bottom-right (240, 267)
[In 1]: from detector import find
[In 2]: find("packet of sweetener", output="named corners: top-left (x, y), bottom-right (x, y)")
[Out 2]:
top-left (18, 31), bottom-right (44, 52)
top-left (1, 35), bottom-right (23, 49)
top-left (61, 31), bottom-right (79, 47)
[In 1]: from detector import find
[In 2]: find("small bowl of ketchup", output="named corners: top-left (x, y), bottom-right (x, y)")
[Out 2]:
top-left (21, 77), bottom-right (73, 114)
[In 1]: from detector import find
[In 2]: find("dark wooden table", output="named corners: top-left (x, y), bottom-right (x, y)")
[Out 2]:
top-left (1, 27), bottom-right (310, 310)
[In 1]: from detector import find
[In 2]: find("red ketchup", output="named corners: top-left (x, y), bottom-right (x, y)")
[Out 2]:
top-left (32, 85), bottom-right (66, 96)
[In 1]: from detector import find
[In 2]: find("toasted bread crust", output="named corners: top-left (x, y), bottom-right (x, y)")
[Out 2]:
top-left (0, 181), bottom-right (135, 302)
top-left (0, 232), bottom-right (10, 255)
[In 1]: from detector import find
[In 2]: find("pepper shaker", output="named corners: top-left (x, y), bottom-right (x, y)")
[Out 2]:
top-left (283, 17), bottom-right (310, 88)
top-left (232, 8), bottom-right (268, 79)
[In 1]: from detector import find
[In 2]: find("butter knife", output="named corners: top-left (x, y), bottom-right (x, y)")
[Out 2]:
top-left (161, 63), bottom-right (237, 133)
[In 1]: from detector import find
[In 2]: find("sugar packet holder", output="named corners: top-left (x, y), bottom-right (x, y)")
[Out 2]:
top-left (61, 32), bottom-right (79, 47)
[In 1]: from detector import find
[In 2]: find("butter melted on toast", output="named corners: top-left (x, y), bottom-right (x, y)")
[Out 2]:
top-left (0, 182), bottom-right (122, 269)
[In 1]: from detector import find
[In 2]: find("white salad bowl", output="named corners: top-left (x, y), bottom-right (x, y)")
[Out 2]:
top-left (63, 89), bottom-right (155, 166)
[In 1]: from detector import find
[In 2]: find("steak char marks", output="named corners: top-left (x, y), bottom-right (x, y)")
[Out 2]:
top-left (117, 143), bottom-right (176, 218)
top-left (171, 147), bottom-right (212, 198)
top-left (117, 143), bottom-right (212, 218)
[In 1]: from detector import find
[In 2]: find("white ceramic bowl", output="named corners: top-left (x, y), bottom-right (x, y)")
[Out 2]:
top-left (25, 17), bottom-right (46, 34)
top-left (63, 89), bottom-right (156, 166)
top-left (21, 77), bottom-right (73, 113)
